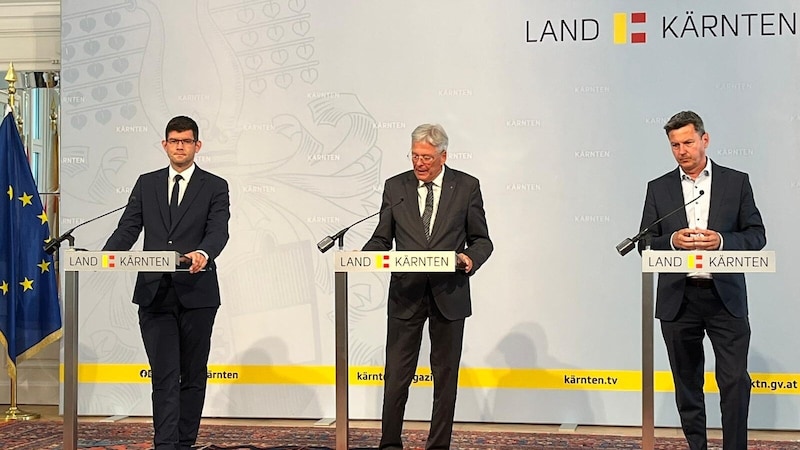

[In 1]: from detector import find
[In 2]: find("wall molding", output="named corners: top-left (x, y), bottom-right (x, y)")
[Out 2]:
top-left (0, 1), bottom-right (61, 71)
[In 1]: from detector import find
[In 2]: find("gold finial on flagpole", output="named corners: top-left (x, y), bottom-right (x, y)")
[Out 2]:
top-left (5, 62), bottom-right (17, 113)
top-left (4, 62), bottom-right (24, 136)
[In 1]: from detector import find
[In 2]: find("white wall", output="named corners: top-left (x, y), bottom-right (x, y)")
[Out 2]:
top-left (0, 1), bottom-right (60, 72)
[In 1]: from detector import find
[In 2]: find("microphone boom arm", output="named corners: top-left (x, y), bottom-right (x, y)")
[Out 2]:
top-left (317, 198), bottom-right (404, 253)
top-left (44, 204), bottom-right (127, 254)
top-left (616, 190), bottom-right (704, 256)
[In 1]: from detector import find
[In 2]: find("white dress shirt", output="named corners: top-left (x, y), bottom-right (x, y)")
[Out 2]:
top-left (676, 158), bottom-right (719, 278)
top-left (168, 163), bottom-right (196, 206)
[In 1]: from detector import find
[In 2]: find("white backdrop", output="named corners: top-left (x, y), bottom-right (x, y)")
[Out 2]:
top-left (59, 0), bottom-right (800, 429)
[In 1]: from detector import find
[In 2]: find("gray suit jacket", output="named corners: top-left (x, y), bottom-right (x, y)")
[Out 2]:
top-left (362, 166), bottom-right (493, 320)
top-left (638, 160), bottom-right (766, 320)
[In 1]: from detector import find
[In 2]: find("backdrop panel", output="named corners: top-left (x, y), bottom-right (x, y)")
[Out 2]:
top-left (59, 0), bottom-right (800, 428)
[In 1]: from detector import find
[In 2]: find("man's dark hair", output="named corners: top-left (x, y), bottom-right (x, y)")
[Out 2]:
top-left (165, 115), bottom-right (199, 141)
top-left (663, 110), bottom-right (706, 136)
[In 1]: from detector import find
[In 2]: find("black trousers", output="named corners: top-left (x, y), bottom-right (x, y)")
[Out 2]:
top-left (379, 285), bottom-right (465, 450)
top-left (139, 275), bottom-right (218, 450)
top-left (660, 281), bottom-right (751, 450)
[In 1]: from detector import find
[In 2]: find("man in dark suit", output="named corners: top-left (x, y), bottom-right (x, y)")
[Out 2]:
top-left (639, 111), bottom-right (766, 450)
top-left (362, 123), bottom-right (493, 450)
top-left (103, 115), bottom-right (230, 450)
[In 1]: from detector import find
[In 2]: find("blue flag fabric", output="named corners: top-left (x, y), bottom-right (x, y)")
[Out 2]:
top-left (0, 112), bottom-right (62, 378)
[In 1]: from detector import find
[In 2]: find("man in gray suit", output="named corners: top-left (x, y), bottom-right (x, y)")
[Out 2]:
top-left (363, 123), bottom-right (493, 450)
top-left (639, 111), bottom-right (766, 450)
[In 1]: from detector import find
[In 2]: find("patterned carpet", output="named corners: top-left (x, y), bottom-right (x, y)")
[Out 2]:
top-left (1, 420), bottom-right (798, 449)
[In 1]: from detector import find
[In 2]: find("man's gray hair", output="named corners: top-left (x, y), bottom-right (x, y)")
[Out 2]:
top-left (411, 123), bottom-right (449, 153)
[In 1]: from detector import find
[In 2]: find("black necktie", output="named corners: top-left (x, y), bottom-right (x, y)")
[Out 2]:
top-left (170, 174), bottom-right (183, 226)
top-left (421, 182), bottom-right (433, 241)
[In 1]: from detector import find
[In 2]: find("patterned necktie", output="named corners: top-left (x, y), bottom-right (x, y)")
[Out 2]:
top-left (170, 174), bottom-right (183, 226)
top-left (421, 182), bottom-right (433, 241)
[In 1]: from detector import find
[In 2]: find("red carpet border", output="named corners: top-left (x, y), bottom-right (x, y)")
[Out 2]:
top-left (0, 420), bottom-right (798, 449)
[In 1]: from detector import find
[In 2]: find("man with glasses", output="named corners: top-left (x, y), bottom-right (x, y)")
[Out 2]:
top-left (103, 115), bottom-right (230, 450)
top-left (362, 123), bottom-right (493, 450)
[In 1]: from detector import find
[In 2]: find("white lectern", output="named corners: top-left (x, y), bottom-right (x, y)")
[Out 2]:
top-left (61, 250), bottom-right (181, 450)
top-left (638, 250), bottom-right (775, 450)
top-left (332, 251), bottom-right (455, 450)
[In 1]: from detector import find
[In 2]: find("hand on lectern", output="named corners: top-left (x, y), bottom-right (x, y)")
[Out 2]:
top-left (181, 251), bottom-right (208, 274)
top-left (456, 253), bottom-right (472, 272)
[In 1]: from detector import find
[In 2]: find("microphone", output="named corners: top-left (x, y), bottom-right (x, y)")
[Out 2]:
top-left (317, 197), bottom-right (405, 253)
top-left (44, 196), bottom-right (133, 254)
top-left (616, 190), bottom-right (704, 257)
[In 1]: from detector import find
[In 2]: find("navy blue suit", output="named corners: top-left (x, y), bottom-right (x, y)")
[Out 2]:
top-left (639, 160), bottom-right (765, 450)
top-left (104, 165), bottom-right (230, 450)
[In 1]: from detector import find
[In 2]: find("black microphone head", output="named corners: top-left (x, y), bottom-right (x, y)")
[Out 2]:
top-left (699, 190), bottom-right (705, 196)
top-left (615, 238), bottom-right (635, 257)
top-left (43, 240), bottom-right (58, 255)
top-left (317, 236), bottom-right (335, 253)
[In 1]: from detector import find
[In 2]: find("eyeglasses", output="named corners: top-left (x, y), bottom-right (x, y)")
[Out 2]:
top-left (408, 153), bottom-right (437, 163)
top-left (167, 138), bottom-right (197, 146)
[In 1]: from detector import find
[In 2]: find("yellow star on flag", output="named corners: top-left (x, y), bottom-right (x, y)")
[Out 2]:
top-left (37, 210), bottom-right (48, 224)
top-left (0, 280), bottom-right (8, 295)
top-left (38, 260), bottom-right (51, 273)
top-left (6, 185), bottom-right (11, 200)
top-left (18, 192), bottom-right (33, 207)
top-left (19, 277), bottom-right (34, 291)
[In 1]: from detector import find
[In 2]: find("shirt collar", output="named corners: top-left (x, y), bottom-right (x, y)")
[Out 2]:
top-left (169, 163), bottom-right (196, 182)
top-left (679, 158), bottom-right (711, 181)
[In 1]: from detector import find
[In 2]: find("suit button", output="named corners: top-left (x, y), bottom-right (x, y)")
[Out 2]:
top-left (168, 241), bottom-right (173, 244)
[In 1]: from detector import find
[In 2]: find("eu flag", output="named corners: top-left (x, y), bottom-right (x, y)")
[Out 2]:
top-left (0, 112), bottom-right (62, 378)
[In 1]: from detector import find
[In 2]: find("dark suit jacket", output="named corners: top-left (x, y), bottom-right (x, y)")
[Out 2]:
top-left (362, 166), bottom-right (493, 321)
top-left (639, 160), bottom-right (766, 320)
top-left (103, 166), bottom-right (230, 308)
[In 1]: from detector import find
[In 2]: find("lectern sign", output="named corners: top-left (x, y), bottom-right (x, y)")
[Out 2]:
top-left (62, 250), bottom-right (179, 272)
top-left (335, 251), bottom-right (456, 272)
top-left (642, 250), bottom-right (776, 273)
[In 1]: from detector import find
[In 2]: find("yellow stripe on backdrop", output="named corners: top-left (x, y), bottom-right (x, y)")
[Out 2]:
top-left (62, 365), bottom-right (800, 394)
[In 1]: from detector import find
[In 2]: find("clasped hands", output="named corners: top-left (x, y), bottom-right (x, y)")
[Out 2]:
top-left (672, 228), bottom-right (720, 251)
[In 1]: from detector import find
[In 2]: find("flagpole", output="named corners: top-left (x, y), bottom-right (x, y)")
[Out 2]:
top-left (3, 373), bottom-right (40, 420)
top-left (3, 61), bottom-right (41, 421)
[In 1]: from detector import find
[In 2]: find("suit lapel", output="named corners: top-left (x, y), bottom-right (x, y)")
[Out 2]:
top-left (431, 167), bottom-right (456, 242)
top-left (666, 168), bottom-right (689, 229)
top-left (402, 173), bottom-right (427, 244)
top-left (707, 161), bottom-right (727, 230)
top-left (156, 168), bottom-right (171, 230)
